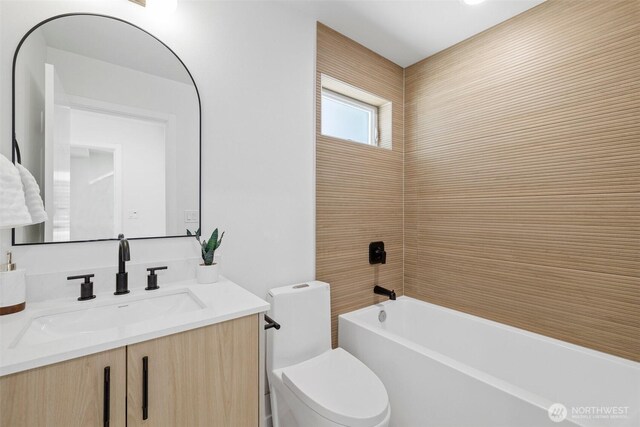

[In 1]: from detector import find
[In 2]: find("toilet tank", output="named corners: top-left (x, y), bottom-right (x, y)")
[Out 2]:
top-left (266, 281), bottom-right (331, 372)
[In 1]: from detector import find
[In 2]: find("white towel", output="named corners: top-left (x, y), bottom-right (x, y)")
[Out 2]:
top-left (0, 154), bottom-right (32, 229)
top-left (16, 163), bottom-right (48, 225)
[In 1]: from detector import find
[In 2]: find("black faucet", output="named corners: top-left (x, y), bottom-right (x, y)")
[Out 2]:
top-left (115, 234), bottom-right (130, 295)
top-left (374, 285), bottom-right (396, 300)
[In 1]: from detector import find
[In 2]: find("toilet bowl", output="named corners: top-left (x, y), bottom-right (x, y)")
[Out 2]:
top-left (266, 281), bottom-right (390, 427)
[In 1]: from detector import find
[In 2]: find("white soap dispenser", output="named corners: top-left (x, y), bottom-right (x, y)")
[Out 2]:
top-left (0, 251), bottom-right (26, 315)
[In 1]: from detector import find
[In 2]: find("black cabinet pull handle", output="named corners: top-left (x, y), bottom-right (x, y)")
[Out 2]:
top-left (142, 356), bottom-right (149, 420)
top-left (103, 366), bottom-right (110, 427)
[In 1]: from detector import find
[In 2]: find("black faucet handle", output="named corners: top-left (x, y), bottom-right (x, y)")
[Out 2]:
top-left (67, 273), bottom-right (95, 281)
top-left (146, 266), bottom-right (168, 291)
top-left (68, 274), bottom-right (96, 301)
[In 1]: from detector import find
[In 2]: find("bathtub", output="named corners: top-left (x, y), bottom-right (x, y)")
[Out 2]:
top-left (339, 296), bottom-right (639, 427)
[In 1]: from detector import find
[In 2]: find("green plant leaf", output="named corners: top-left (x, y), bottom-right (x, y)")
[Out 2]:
top-left (197, 228), bottom-right (224, 265)
top-left (200, 244), bottom-right (207, 263)
top-left (203, 250), bottom-right (214, 265)
top-left (206, 229), bottom-right (218, 254)
top-left (215, 231), bottom-right (225, 250)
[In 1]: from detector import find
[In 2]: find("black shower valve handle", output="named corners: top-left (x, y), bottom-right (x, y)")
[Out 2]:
top-left (379, 249), bottom-right (387, 264)
top-left (369, 241), bottom-right (387, 265)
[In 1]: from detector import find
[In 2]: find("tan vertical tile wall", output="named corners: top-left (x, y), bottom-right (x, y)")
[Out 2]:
top-left (316, 23), bottom-right (404, 347)
top-left (405, 0), bottom-right (640, 361)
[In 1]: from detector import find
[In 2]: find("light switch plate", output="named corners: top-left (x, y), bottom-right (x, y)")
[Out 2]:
top-left (184, 210), bottom-right (199, 223)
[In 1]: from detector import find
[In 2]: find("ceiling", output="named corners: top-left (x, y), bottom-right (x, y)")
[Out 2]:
top-left (35, 1), bottom-right (546, 79)
top-left (285, 0), bottom-right (546, 67)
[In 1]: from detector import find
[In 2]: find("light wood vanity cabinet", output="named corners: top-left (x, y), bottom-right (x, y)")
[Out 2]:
top-left (0, 315), bottom-right (259, 427)
top-left (127, 314), bottom-right (259, 427)
top-left (0, 347), bottom-right (127, 427)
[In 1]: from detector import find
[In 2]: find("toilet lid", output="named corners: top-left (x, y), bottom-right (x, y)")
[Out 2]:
top-left (282, 348), bottom-right (389, 427)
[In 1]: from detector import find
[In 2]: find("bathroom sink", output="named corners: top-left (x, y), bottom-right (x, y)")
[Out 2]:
top-left (10, 291), bottom-right (205, 348)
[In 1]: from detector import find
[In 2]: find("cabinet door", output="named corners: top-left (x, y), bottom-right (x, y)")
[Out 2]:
top-left (127, 315), bottom-right (259, 427)
top-left (0, 347), bottom-right (126, 427)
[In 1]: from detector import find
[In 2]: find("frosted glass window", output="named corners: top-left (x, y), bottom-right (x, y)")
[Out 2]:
top-left (321, 89), bottom-right (378, 146)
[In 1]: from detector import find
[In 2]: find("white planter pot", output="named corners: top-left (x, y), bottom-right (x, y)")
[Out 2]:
top-left (196, 263), bottom-right (220, 284)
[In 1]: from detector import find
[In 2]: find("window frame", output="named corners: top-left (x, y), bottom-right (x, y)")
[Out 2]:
top-left (321, 88), bottom-right (379, 146)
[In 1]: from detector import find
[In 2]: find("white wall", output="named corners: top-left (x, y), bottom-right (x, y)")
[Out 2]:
top-left (0, 0), bottom-right (316, 300)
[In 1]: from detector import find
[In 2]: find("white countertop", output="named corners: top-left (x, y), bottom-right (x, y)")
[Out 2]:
top-left (0, 277), bottom-right (269, 376)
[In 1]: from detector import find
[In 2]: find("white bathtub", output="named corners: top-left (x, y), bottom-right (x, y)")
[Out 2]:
top-left (339, 296), bottom-right (639, 427)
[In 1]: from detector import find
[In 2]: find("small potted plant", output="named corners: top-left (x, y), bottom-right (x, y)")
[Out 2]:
top-left (188, 228), bottom-right (225, 284)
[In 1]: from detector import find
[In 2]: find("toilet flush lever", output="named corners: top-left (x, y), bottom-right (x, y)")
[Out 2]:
top-left (264, 314), bottom-right (281, 330)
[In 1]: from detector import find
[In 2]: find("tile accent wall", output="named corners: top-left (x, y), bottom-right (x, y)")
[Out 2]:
top-left (404, 0), bottom-right (640, 361)
top-left (316, 23), bottom-right (405, 347)
top-left (317, 0), bottom-right (638, 361)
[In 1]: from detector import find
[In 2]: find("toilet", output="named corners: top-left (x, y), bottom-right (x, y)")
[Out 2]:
top-left (266, 281), bottom-right (390, 427)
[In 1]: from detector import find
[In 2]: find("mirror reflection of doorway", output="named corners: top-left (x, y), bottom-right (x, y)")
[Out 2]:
top-left (68, 109), bottom-right (167, 241)
top-left (70, 147), bottom-right (116, 240)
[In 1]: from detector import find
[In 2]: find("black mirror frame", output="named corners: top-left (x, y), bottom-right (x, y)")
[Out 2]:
top-left (11, 13), bottom-right (202, 246)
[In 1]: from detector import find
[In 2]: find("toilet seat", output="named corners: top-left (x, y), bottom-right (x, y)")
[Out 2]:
top-left (281, 348), bottom-right (389, 427)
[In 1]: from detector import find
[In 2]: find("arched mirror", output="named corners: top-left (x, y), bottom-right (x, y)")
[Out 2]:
top-left (12, 14), bottom-right (200, 245)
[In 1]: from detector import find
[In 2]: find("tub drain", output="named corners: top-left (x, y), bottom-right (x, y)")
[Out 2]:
top-left (378, 310), bottom-right (387, 323)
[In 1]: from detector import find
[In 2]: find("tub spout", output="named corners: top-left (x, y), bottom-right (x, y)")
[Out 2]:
top-left (374, 285), bottom-right (396, 300)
